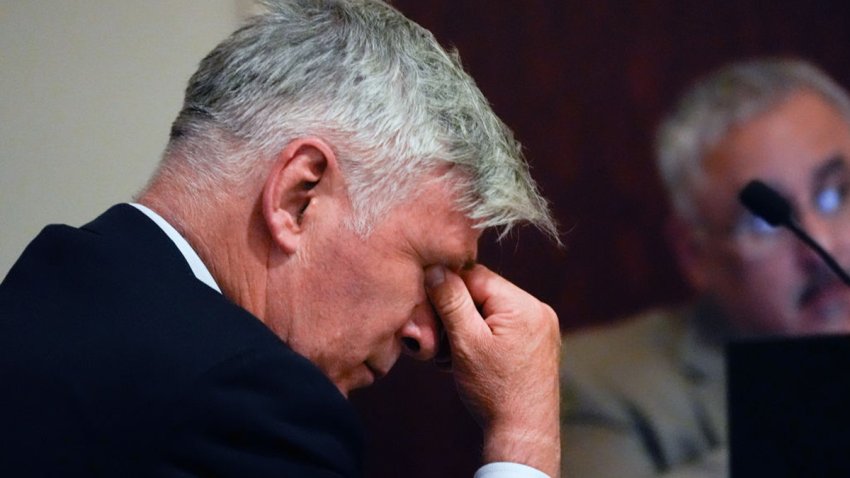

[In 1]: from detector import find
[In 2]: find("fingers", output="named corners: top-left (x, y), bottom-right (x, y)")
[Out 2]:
top-left (424, 265), bottom-right (487, 339)
top-left (425, 263), bottom-right (561, 476)
top-left (458, 263), bottom-right (524, 318)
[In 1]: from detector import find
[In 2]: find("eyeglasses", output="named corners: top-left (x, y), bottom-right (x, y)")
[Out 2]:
top-left (699, 180), bottom-right (850, 259)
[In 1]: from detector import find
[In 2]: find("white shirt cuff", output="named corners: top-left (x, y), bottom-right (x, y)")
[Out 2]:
top-left (474, 462), bottom-right (550, 478)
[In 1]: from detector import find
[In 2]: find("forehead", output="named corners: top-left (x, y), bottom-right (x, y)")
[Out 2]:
top-left (699, 91), bottom-right (850, 206)
top-left (388, 179), bottom-right (481, 267)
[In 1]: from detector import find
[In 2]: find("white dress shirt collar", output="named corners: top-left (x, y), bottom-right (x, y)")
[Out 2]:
top-left (129, 203), bottom-right (222, 294)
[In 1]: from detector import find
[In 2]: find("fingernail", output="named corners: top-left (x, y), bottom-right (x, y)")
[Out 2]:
top-left (424, 265), bottom-right (445, 288)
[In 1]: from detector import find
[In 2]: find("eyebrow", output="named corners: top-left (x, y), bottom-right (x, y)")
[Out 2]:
top-left (444, 253), bottom-right (477, 273)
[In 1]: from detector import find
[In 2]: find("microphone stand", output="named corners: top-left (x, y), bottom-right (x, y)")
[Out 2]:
top-left (784, 218), bottom-right (850, 286)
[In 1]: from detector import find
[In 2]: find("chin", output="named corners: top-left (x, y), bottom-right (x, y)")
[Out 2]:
top-left (334, 370), bottom-right (376, 398)
top-left (334, 383), bottom-right (351, 399)
top-left (331, 376), bottom-right (360, 399)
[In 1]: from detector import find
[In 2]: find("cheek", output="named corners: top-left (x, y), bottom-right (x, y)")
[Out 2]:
top-left (712, 244), bottom-right (797, 288)
top-left (706, 251), bottom-right (792, 302)
top-left (334, 265), bottom-right (424, 337)
top-left (740, 252), bottom-right (799, 290)
top-left (352, 258), bottom-right (424, 307)
top-left (720, 254), bottom-right (800, 315)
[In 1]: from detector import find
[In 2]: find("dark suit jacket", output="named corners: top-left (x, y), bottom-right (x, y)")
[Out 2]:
top-left (0, 204), bottom-right (363, 477)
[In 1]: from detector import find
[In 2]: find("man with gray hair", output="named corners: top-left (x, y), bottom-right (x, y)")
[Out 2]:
top-left (0, 1), bottom-right (561, 476)
top-left (560, 58), bottom-right (850, 477)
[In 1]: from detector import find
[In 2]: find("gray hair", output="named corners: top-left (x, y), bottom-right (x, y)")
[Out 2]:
top-left (152, 0), bottom-right (557, 239)
top-left (656, 58), bottom-right (850, 221)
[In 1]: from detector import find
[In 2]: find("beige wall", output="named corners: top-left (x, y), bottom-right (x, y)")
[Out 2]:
top-left (0, 2), bottom-right (242, 277)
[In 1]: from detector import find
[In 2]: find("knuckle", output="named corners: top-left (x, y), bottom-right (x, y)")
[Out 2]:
top-left (527, 301), bottom-right (561, 340)
top-left (543, 303), bottom-right (559, 327)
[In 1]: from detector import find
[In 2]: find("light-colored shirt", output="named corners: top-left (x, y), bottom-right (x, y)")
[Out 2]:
top-left (131, 202), bottom-right (548, 478)
top-left (475, 462), bottom-right (550, 478)
top-left (130, 203), bottom-right (221, 293)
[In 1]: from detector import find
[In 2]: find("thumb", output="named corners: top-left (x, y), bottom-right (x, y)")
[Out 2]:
top-left (424, 265), bottom-right (487, 340)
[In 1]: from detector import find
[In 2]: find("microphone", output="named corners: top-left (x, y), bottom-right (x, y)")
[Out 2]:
top-left (739, 180), bottom-right (850, 286)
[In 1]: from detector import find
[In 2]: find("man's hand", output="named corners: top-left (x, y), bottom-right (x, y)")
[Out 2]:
top-left (425, 264), bottom-right (561, 478)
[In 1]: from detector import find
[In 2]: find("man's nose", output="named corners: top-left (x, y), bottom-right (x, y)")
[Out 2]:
top-left (399, 302), bottom-right (441, 361)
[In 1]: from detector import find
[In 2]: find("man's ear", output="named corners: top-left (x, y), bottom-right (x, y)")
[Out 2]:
top-left (262, 138), bottom-right (335, 254)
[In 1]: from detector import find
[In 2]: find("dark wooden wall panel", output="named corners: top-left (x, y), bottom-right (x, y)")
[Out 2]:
top-left (351, 2), bottom-right (850, 476)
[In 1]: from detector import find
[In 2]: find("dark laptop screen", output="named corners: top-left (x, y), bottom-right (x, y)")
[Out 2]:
top-left (727, 334), bottom-right (850, 477)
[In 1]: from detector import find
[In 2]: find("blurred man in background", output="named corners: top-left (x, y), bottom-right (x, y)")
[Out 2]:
top-left (560, 58), bottom-right (850, 477)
